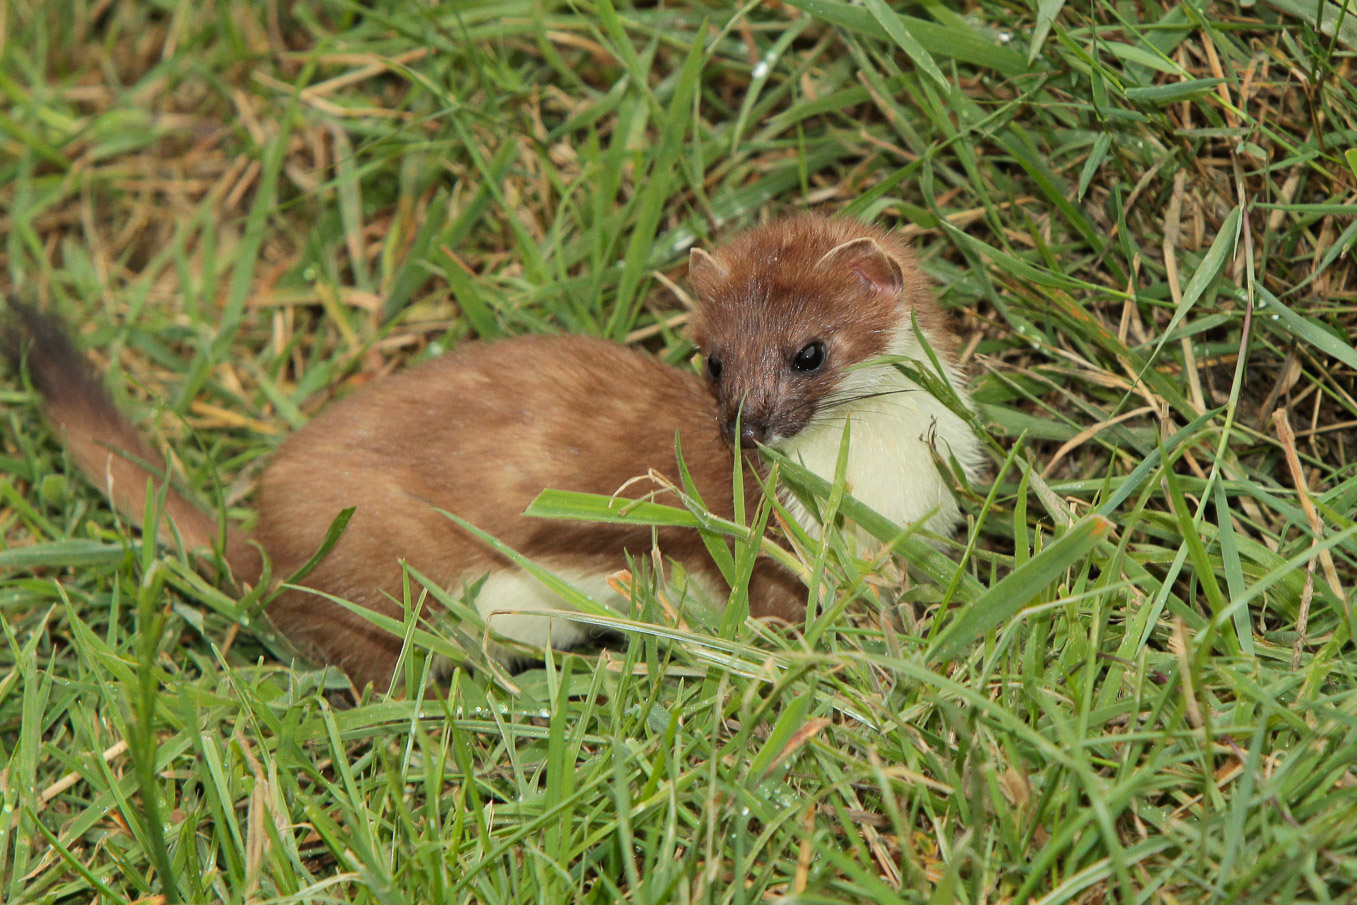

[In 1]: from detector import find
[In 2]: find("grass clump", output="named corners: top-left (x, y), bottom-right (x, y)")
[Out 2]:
top-left (3, 0), bottom-right (1357, 902)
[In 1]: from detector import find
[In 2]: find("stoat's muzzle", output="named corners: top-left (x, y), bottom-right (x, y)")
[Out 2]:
top-left (715, 379), bottom-right (812, 450)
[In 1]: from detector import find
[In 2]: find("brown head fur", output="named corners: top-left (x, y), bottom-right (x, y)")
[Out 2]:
top-left (688, 214), bottom-right (951, 449)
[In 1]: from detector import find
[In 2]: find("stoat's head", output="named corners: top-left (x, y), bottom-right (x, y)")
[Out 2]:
top-left (689, 214), bottom-right (948, 449)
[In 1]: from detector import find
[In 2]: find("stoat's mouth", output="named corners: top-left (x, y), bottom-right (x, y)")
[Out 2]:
top-left (762, 417), bottom-right (813, 449)
top-left (718, 414), bottom-right (810, 451)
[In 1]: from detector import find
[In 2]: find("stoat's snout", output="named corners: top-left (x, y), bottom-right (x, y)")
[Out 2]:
top-left (703, 337), bottom-right (834, 449)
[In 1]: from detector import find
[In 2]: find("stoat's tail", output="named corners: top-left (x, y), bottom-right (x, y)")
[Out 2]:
top-left (5, 302), bottom-right (259, 583)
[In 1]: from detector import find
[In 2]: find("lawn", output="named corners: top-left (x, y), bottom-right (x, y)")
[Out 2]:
top-left (2, 0), bottom-right (1357, 902)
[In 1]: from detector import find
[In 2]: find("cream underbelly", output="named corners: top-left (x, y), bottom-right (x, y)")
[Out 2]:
top-left (469, 568), bottom-right (614, 650)
top-left (461, 565), bottom-right (723, 654)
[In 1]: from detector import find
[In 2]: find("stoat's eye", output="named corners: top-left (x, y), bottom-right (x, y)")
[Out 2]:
top-left (707, 353), bottom-right (723, 381)
top-left (792, 341), bottom-right (826, 373)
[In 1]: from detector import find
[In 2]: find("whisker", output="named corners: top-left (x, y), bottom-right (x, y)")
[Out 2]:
top-left (809, 406), bottom-right (895, 425)
top-left (807, 406), bottom-right (911, 427)
top-left (819, 387), bottom-right (919, 409)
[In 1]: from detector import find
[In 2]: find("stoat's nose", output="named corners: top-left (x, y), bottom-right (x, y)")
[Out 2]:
top-left (718, 385), bottom-right (779, 449)
top-left (718, 412), bottom-right (770, 448)
top-left (721, 415), bottom-right (776, 450)
top-left (739, 422), bottom-right (768, 448)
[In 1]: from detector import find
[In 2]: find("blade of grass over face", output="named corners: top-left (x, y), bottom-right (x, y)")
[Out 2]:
top-left (3, 0), bottom-right (1357, 902)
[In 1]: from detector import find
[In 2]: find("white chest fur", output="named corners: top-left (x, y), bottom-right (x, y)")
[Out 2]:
top-left (778, 328), bottom-right (983, 542)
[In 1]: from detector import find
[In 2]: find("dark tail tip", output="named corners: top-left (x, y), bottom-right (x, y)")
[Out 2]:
top-left (0, 298), bottom-right (32, 367)
top-left (3, 300), bottom-right (112, 413)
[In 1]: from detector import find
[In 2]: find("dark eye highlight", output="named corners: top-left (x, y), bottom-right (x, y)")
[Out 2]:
top-left (707, 353), bottom-right (723, 381)
top-left (792, 341), bottom-right (826, 373)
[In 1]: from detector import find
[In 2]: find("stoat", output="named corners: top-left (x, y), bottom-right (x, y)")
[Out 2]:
top-left (5, 214), bottom-right (983, 690)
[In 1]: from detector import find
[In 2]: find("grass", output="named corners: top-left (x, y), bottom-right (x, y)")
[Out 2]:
top-left (2, 0), bottom-right (1357, 901)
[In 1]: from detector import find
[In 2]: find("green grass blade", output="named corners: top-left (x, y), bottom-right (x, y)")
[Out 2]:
top-left (929, 515), bottom-right (1113, 661)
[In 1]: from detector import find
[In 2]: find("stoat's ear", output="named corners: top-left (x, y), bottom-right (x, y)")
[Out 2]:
top-left (815, 236), bottom-right (904, 295)
top-left (689, 248), bottom-right (727, 290)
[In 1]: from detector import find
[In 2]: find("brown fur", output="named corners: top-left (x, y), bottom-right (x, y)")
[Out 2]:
top-left (6, 214), bottom-right (948, 691)
top-left (252, 335), bottom-right (801, 686)
top-left (6, 317), bottom-right (799, 690)
top-left (689, 214), bottom-right (952, 446)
